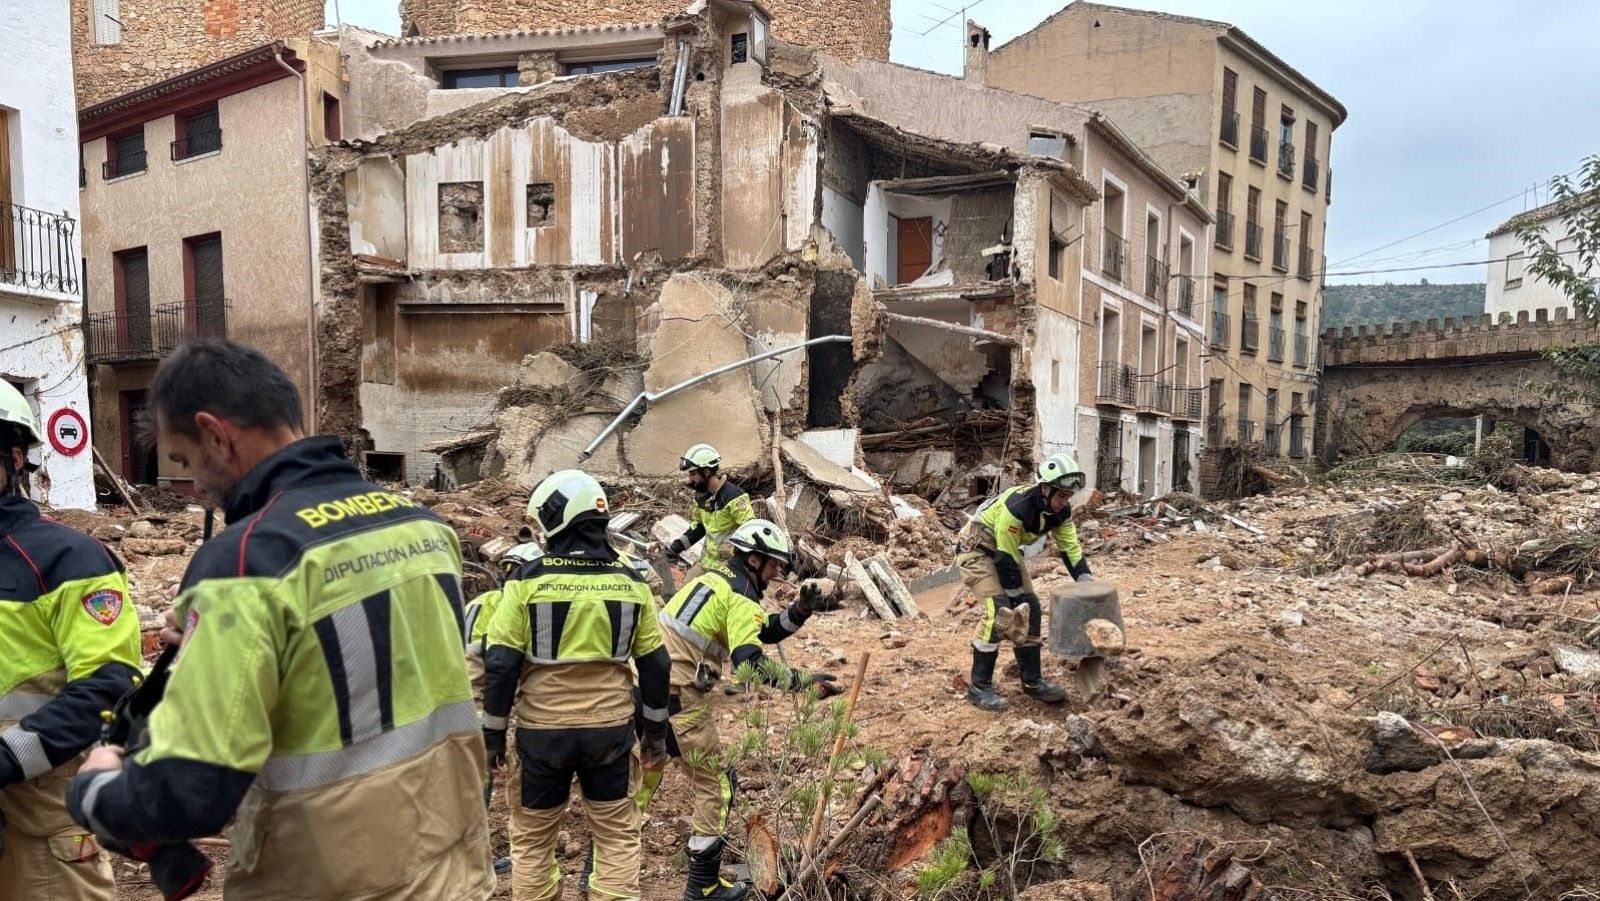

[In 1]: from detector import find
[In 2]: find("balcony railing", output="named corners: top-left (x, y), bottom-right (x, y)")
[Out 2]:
top-left (1102, 229), bottom-right (1127, 283)
top-left (1298, 244), bottom-right (1315, 281)
top-left (1214, 208), bottom-right (1234, 250)
top-left (1249, 126), bottom-right (1268, 163)
top-left (171, 128), bottom-right (223, 161)
top-left (1176, 278), bottom-right (1194, 317)
top-left (1096, 361), bottom-right (1135, 407)
top-left (1136, 376), bottom-right (1173, 415)
top-left (1272, 233), bottom-right (1290, 272)
top-left (1174, 387), bottom-right (1204, 421)
top-left (1145, 255), bottom-right (1168, 303)
top-left (1210, 309), bottom-right (1231, 348)
top-left (0, 201), bottom-right (79, 297)
top-left (1293, 332), bottom-right (1310, 367)
top-left (1244, 222), bottom-right (1262, 260)
top-left (1241, 316), bottom-right (1259, 354)
top-left (1304, 154), bottom-right (1320, 192)
top-left (1289, 416), bottom-right (1307, 457)
top-left (1268, 326), bottom-right (1285, 362)
top-left (1237, 417), bottom-right (1256, 444)
top-left (1220, 109), bottom-right (1239, 148)
top-left (1265, 421), bottom-right (1281, 456)
top-left (84, 300), bottom-right (230, 365)
top-left (1206, 413), bottom-right (1225, 445)
top-left (102, 150), bottom-right (148, 180)
top-left (1277, 141), bottom-right (1295, 178)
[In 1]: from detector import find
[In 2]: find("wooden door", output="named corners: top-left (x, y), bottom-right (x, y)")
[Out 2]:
top-left (896, 216), bottom-right (933, 285)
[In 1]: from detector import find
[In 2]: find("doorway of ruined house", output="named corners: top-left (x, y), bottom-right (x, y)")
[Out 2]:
top-left (1172, 429), bottom-right (1192, 492)
top-left (1138, 434), bottom-right (1158, 498)
top-left (807, 270), bottom-right (857, 428)
top-left (896, 216), bottom-right (934, 285)
top-left (119, 389), bottom-right (158, 486)
top-left (365, 451), bottom-right (405, 484)
top-left (1524, 428), bottom-right (1552, 466)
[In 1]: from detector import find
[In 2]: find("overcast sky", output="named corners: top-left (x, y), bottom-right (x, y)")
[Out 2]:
top-left (327, 0), bottom-right (1600, 285)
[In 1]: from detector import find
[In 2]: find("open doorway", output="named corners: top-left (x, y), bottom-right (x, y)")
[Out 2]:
top-left (1138, 435), bottom-right (1158, 498)
top-left (120, 389), bottom-right (159, 485)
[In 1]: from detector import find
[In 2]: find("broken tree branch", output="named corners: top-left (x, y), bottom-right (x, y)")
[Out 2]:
top-left (883, 312), bottom-right (1018, 346)
top-left (784, 792), bottom-right (884, 896)
top-left (93, 445), bottom-right (145, 515)
top-left (769, 411), bottom-right (789, 532)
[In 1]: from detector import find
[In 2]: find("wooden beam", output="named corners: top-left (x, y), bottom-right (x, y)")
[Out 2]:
top-left (884, 312), bottom-right (1018, 346)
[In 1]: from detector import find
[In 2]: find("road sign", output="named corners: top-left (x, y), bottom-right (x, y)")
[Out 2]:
top-left (48, 408), bottom-right (89, 456)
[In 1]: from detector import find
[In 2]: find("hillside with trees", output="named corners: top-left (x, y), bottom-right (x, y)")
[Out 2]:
top-left (1322, 281), bottom-right (1485, 331)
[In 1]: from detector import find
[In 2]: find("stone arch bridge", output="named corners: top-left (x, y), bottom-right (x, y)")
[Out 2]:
top-left (1316, 307), bottom-right (1600, 471)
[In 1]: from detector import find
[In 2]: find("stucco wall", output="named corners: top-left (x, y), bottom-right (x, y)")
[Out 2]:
top-left (81, 74), bottom-right (313, 480)
top-left (1, 0), bottom-right (94, 509)
top-left (1484, 224), bottom-right (1590, 319)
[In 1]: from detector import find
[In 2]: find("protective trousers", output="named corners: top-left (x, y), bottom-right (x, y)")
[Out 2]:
top-left (635, 687), bottom-right (735, 838)
top-left (0, 767), bottom-right (116, 901)
top-left (958, 549), bottom-right (1042, 652)
top-left (509, 723), bottom-right (641, 901)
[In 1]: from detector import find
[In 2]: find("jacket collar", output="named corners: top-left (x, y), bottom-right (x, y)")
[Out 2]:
top-left (223, 436), bottom-right (361, 525)
top-left (546, 521), bottom-right (619, 561)
top-left (0, 493), bottom-right (40, 535)
top-left (725, 555), bottom-right (764, 601)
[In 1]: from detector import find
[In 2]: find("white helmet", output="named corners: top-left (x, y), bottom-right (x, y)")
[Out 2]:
top-left (727, 518), bottom-right (794, 571)
top-left (1035, 453), bottom-right (1085, 492)
top-left (528, 470), bottom-right (608, 538)
top-left (499, 540), bottom-right (543, 574)
top-left (680, 443), bottom-right (722, 472)
top-left (0, 382), bottom-right (41, 450)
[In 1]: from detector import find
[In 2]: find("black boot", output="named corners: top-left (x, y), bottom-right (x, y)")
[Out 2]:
top-left (1016, 645), bottom-right (1066, 703)
top-left (684, 838), bottom-right (749, 901)
top-left (579, 842), bottom-right (594, 892)
top-left (966, 649), bottom-right (1008, 712)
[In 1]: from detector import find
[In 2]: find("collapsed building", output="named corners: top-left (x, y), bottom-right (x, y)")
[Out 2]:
top-left (311, 0), bottom-right (1212, 504)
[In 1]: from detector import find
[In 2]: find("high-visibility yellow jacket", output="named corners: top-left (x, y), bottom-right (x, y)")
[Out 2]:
top-left (68, 437), bottom-right (493, 901)
top-left (658, 558), bottom-right (812, 689)
top-left (677, 480), bottom-right (754, 573)
top-left (1, 494), bottom-right (140, 837)
top-left (963, 484), bottom-right (1091, 594)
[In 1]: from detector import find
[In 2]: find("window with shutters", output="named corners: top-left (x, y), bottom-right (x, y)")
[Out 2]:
top-left (114, 248), bottom-right (151, 354)
top-left (1219, 68), bottom-right (1239, 147)
top-left (91, 0), bottom-right (122, 45)
top-left (105, 129), bottom-right (146, 179)
top-left (185, 234), bottom-right (227, 340)
top-left (1249, 87), bottom-right (1268, 163)
top-left (173, 105), bottom-right (221, 160)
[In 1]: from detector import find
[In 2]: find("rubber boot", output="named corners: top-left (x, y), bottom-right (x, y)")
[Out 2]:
top-left (965, 649), bottom-right (1008, 712)
top-left (684, 838), bottom-right (749, 901)
top-left (1016, 645), bottom-right (1066, 703)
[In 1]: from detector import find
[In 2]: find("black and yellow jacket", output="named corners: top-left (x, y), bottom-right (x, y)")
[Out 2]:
top-left (1, 494), bottom-right (140, 835)
top-left (680, 480), bottom-right (754, 572)
top-left (658, 557), bottom-right (812, 689)
top-left (69, 437), bottom-right (492, 901)
top-left (963, 484), bottom-right (1091, 594)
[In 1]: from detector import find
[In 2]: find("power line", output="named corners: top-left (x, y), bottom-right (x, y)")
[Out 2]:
top-left (919, 0), bottom-right (987, 36)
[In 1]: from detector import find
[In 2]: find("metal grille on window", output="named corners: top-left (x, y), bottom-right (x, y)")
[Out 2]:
top-left (122, 252), bottom-right (151, 353)
top-left (184, 108), bottom-right (221, 157)
top-left (191, 237), bottom-right (226, 339)
top-left (1096, 419), bottom-right (1123, 493)
top-left (92, 0), bottom-right (122, 45)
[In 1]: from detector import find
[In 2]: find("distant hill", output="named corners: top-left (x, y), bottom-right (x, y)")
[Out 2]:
top-left (1322, 282), bottom-right (1485, 331)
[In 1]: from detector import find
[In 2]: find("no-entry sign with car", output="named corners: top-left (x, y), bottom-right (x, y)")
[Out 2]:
top-left (48, 408), bottom-right (89, 456)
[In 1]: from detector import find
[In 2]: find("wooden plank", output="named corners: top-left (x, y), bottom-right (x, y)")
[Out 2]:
top-left (867, 555), bottom-right (920, 617)
top-left (844, 551), bottom-right (897, 621)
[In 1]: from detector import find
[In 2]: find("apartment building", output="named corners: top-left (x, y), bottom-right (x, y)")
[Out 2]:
top-left (78, 38), bottom-right (344, 490)
top-left (1, 0), bottom-right (94, 509)
top-left (1484, 192), bottom-right (1598, 319)
top-left (986, 1), bottom-right (1345, 474)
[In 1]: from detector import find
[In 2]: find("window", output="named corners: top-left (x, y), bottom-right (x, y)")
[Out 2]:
top-left (1249, 87), bottom-right (1268, 162)
top-left (1029, 130), bottom-right (1066, 160)
top-left (91, 0), bottom-right (122, 45)
top-left (1241, 283), bottom-right (1258, 352)
top-left (565, 57), bottom-right (657, 76)
top-left (1506, 250), bottom-right (1525, 288)
top-left (441, 67), bottom-right (518, 89)
top-left (114, 247), bottom-right (151, 353)
top-left (184, 234), bottom-right (227, 339)
top-left (1220, 68), bottom-right (1239, 147)
top-left (323, 92), bottom-right (342, 142)
top-left (438, 182), bottom-right (484, 253)
top-left (731, 32), bottom-right (749, 64)
top-left (527, 182), bottom-right (555, 228)
top-left (173, 105), bottom-right (221, 160)
top-left (1210, 277), bottom-right (1229, 348)
top-left (1279, 106), bottom-right (1295, 146)
top-left (104, 129), bottom-right (147, 179)
top-left (1048, 233), bottom-right (1066, 280)
top-left (1244, 186), bottom-right (1262, 259)
top-left (1237, 382), bottom-right (1253, 441)
top-left (1051, 359), bottom-right (1060, 393)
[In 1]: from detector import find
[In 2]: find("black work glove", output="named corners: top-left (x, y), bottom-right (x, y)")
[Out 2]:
top-left (483, 729), bottom-right (507, 773)
top-left (667, 537), bottom-right (688, 563)
top-left (803, 672), bottom-right (844, 699)
top-left (796, 581), bottom-right (825, 617)
top-left (641, 728), bottom-right (668, 771)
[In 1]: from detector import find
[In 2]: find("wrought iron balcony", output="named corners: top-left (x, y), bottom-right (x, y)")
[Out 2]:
top-left (1326, 167), bottom-right (1333, 205)
top-left (1277, 141), bottom-right (1295, 178)
top-left (171, 128), bottom-right (223, 161)
top-left (102, 150), bottom-right (148, 180)
top-left (84, 300), bottom-right (230, 365)
top-left (1298, 244), bottom-right (1315, 281)
top-left (1268, 326), bottom-right (1285, 362)
top-left (0, 201), bottom-right (79, 297)
top-left (1244, 223), bottom-right (1263, 261)
top-left (1174, 387), bottom-right (1204, 421)
top-left (1220, 109), bottom-right (1240, 148)
top-left (1136, 376), bottom-right (1173, 415)
top-left (1241, 316), bottom-right (1259, 354)
top-left (1214, 208), bottom-right (1234, 250)
top-left (1272, 233), bottom-right (1290, 272)
top-left (1304, 154), bottom-right (1320, 192)
top-left (1095, 361), bottom-right (1135, 407)
top-left (1249, 126), bottom-right (1268, 163)
top-left (1176, 278), bottom-right (1194, 317)
top-left (1145, 254), bottom-right (1168, 303)
top-left (1210, 309), bottom-right (1231, 348)
top-left (1102, 229), bottom-right (1127, 283)
top-left (1294, 332), bottom-right (1310, 367)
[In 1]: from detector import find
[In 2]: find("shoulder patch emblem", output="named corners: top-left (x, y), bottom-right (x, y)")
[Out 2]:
top-left (81, 589), bottom-right (124, 626)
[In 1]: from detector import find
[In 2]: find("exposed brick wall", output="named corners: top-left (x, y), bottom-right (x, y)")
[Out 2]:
top-left (71, 0), bottom-right (324, 107)
top-left (400, 0), bottom-right (890, 60)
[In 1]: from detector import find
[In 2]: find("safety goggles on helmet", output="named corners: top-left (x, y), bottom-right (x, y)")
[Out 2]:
top-left (1035, 453), bottom-right (1086, 492)
top-left (727, 518), bottom-right (794, 572)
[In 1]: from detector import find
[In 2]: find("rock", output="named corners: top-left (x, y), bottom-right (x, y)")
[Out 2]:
top-left (1551, 645), bottom-right (1600, 679)
top-left (515, 351), bottom-right (577, 395)
top-left (120, 538), bottom-right (188, 556)
top-left (1083, 618), bottom-right (1125, 656)
top-left (1365, 712), bottom-right (1492, 774)
top-left (1218, 553), bottom-right (1244, 570)
top-left (1278, 609), bottom-right (1305, 627)
top-left (1300, 536), bottom-right (1319, 549)
top-left (127, 520), bottom-right (158, 539)
top-left (1581, 479), bottom-right (1598, 492)
top-left (1440, 491), bottom-right (1464, 503)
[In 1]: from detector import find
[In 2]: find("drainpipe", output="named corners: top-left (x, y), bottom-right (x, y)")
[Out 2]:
top-left (274, 45), bottom-right (320, 435)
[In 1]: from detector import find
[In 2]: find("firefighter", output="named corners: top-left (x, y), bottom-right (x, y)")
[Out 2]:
top-left (465, 541), bottom-right (544, 697)
top-left (645, 518), bottom-right (840, 901)
top-left (0, 382), bottom-right (140, 900)
top-left (956, 453), bottom-right (1090, 712)
top-left (665, 444), bottom-right (754, 579)
top-left (483, 470), bottom-right (671, 901)
top-left (66, 340), bottom-right (493, 899)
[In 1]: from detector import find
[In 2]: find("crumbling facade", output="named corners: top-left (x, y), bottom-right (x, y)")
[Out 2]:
top-left (70, 0), bottom-right (325, 107)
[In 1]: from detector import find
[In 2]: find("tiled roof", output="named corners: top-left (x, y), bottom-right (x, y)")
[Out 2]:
top-left (371, 22), bottom-right (661, 49)
top-left (79, 42), bottom-right (299, 123)
top-left (1486, 191), bottom-right (1600, 238)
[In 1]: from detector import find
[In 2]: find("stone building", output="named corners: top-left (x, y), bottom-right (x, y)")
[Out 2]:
top-left (397, 0), bottom-right (890, 63)
top-left (70, 0), bottom-right (324, 107)
top-left (1483, 192), bottom-right (1598, 321)
top-left (983, 1), bottom-right (1346, 483)
top-left (1, 0), bottom-right (94, 509)
top-left (78, 37), bottom-right (345, 491)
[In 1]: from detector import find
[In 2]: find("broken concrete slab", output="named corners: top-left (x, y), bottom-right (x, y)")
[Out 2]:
top-left (782, 439), bottom-right (876, 493)
top-left (890, 448), bottom-right (956, 487)
top-left (799, 428), bottom-right (859, 469)
top-left (785, 483), bottom-right (824, 534)
top-left (1551, 645), bottom-right (1600, 679)
top-left (909, 565), bottom-right (960, 593)
top-left (517, 351), bottom-right (578, 393)
top-left (867, 554), bottom-right (920, 617)
top-left (517, 413), bottom-right (624, 489)
top-left (652, 514), bottom-right (703, 566)
top-left (844, 551), bottom-right (897, 621)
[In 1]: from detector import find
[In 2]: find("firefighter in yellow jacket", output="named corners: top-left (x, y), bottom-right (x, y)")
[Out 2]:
top-left (66, 340), bottom-right (493, 900)
top-left (0, 382), bottom-right (140, 900)
top-left (645, 518), bottom-right (839, 901)
top-left (666, 444), bottom-right (754, 579)
top-left (957, 454), bottom-right (1091, 712)
top-left (483, 470), bottom-right (672, 901)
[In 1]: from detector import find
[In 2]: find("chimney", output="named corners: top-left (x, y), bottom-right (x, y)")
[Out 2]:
top-left (964, 20), bottom-right (991, 85)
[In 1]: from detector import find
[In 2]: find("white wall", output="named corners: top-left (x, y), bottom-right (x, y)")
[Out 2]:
top-left (862, 184), bottom-right (953, 289)
top-left (1484, 221), bottom-right (1593, 319)
top-left (1034, 306), bottom-right (1081, 460)
top-left (822, 184), bottom-right (865, 269)
top-left (0, 0), bottom-right (94, 509)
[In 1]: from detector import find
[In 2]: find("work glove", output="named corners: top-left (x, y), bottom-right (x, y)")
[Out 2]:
top-left (796, 580), bottom-right (825, 617)
top-left (1075, 573), bottom-right (1094, 583)
top-left (804, 672), bottom-right (844, 699)
top-left (483, 729), bottom-right (507, 773)
top-left (667, 537), bottom-right (689, 563)
top-left (641, 728), bottom-right (669, 771)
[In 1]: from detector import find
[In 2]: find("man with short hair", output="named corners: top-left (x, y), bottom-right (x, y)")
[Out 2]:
top-left (0, 381), bottom-right (139, 900)
top-left (67, 340), bottom-right (493, 900)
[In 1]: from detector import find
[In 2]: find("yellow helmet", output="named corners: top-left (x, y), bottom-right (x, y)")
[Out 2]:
top-left (499, 540), bottom-right (543, 575)
top-left (528, 470), bottom-right (608, 538)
